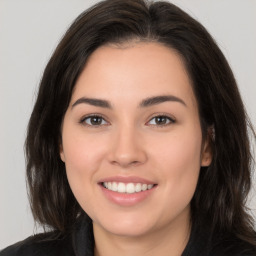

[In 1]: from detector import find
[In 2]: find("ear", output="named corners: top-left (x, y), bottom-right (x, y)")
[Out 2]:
top-left (59, 142), bottom-right (65, 162)
top-left (201, 129), bottom-right (213, 167)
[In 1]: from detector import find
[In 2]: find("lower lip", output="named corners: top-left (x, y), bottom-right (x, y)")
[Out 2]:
top-left (99, 185), bottom-right (157, 206)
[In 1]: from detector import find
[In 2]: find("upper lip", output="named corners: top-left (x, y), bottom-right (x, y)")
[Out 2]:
top-left (98, 176), bottom-right (156, 185)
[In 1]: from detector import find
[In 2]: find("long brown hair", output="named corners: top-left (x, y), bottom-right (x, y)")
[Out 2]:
top-left (25, 0), bottom-right (256, 246)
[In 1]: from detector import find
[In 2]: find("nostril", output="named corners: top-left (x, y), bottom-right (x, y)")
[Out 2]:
top-left (110, 159), bottom-right (144, 168)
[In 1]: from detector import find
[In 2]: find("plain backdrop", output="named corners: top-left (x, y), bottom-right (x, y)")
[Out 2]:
top-left (0, 0), bottom-right (255, 249)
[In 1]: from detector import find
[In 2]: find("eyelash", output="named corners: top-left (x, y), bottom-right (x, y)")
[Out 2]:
top-left (80, 114), bottom-right (109, 127)
top-left (146, 114), bottom-right (176, 127)
top-left (79, 114), bottom-right (175, 128)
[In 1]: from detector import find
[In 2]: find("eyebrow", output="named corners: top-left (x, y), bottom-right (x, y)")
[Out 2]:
top-left (139, 95), bottom-right (186, 108)
top-left (72, 97), bottom-right (112, 109)
top-left (71, 95), bottom-right (186, 109)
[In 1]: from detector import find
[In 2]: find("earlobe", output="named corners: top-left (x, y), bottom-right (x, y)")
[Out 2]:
top-left (201, 151), bottom-right (212, 167)
top-left (201, 133), bottom-right (213, 167)
top-left (59, 144), bottom-right (65, 162)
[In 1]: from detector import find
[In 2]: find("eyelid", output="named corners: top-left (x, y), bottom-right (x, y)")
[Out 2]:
top-left (79, 113), bottom-right (110, 127)
top-left (146, 113), bottom-right (176, 126)
top-left (79, 113), bottom-right (175, 127)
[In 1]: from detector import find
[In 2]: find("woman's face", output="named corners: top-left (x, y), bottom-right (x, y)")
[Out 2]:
top-left (60, 42), bottom-right (212, 237)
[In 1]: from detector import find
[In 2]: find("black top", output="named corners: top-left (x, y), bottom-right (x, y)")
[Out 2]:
top-left (1, 217), bottom-right (255, 256)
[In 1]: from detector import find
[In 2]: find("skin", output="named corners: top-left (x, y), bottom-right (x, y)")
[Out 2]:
top-left (60, 42), bottom-right (212, 256)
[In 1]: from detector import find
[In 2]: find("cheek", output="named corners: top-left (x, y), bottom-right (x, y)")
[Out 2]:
top-left (166, 135), bottom-right (201, 172)
top-left (63, 132), bottom-right (106, 174)
top-left (150, 128), bottom-right (202, 208)
top-left (61, 130), bottom-right (107, 202)
top-left (151, 127), bottom-right (202, 171)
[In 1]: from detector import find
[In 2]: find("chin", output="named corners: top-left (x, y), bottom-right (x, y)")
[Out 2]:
top-left (93, 214), bottom-right (156, 237)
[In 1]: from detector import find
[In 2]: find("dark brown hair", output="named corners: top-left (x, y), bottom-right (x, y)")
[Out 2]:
top-left (25, 0), bottom-right (256, 247)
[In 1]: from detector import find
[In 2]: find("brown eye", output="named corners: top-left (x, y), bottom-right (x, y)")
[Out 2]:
top-left (148, 115), bottom-right (175, 126)
top-left (155, 116), bottom-right (168, 125)
top-left (82, 115), bottom-right (107, 126)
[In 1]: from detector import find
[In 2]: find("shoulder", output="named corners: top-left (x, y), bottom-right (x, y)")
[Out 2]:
top-left (0, 216), bottom-right (94, 256)
top-left (0, 232), bottom-right (74, 256)
top-left (184, 224), bottom-right (256, 256)
top-left (210, 233), bottom-right (256, 256)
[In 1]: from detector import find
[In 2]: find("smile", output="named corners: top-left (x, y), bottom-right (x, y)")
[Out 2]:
top-left (103, 182), bottom-right (154, 194)
top-left (99, 176), bottom-right (157, 206)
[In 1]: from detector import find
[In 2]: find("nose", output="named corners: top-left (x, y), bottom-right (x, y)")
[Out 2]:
top-left (108, 125), bottom-right (147, 168)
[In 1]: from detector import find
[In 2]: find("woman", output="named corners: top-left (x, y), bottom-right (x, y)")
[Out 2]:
top-left (1, 0), bottom-right (255, 255)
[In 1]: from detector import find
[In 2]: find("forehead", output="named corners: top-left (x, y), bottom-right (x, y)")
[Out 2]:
top-left (71, 42), bottom-right (197, 109)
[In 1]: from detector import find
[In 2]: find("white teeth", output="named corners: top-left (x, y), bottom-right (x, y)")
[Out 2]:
top-left (117, 182), bottom-right (126, 193)
top-left (135, 183), bottom-right (142, 192)
top-left (112, 182), bottom-right (118, 191)
top-left (126, 183), bottom-right (135, 194)
top-left (142, 184), bottom-right (147, 191)
top-left (103, 182), bottom-right (154, 194)
top-left (147, 184), bottom-right (153, 189)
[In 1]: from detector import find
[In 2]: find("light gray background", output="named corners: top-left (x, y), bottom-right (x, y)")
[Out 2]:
top-left (0, 0), bottom-right (255, 249)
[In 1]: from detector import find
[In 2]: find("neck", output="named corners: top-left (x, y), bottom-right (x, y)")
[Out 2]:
top-left (93, 210), bottom-right (191, 256)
